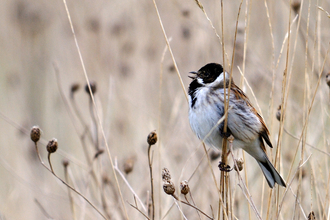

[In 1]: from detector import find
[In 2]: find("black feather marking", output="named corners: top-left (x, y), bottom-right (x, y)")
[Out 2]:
top-left (188, 79), bottom-right (202, 108)
top-left (261, 130), bottom-right (273, 148)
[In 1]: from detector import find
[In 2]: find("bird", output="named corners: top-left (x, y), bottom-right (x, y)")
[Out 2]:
top-left (188, 63), bottom-right (286, 188)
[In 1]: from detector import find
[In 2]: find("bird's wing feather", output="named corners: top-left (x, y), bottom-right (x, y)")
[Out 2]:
top-left (225, 84), bottom-right (272, 149)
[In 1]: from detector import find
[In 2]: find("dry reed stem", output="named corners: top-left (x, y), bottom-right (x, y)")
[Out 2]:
top-left (279, 42), bottom-right (330, 212)
top-left (54, 64), bottom-right (102, 188)
top-left (63, 161), bottom-right (77, 220)
top-left (220, 0), bottom-right (229, 219)
top-left (240, 0), bottom-right (252, 89)
top-left (193, 0), bottom-right (230, 64)
top-left (148, 143), bottom-right (155, 220)
top-left (228, 140), bottom-right (262, 220)
top-left (61, 1), bottom-right (128, 218)
top-left (151, 0), bottom-right (188, 102)
top-left (157, 42), bottom-right (169, 219)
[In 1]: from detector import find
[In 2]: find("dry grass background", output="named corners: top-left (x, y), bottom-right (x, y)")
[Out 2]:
top-left (0, 0), bottom-right (330, 219)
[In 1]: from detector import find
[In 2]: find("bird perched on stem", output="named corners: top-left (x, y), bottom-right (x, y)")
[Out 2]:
top-left (188, 63), bottom-right (286, 188)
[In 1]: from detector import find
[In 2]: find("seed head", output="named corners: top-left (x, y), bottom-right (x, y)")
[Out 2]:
top-left (85, 81), bottom-right (97, 96)
top-left (123, 156), bottom-right (135, 174)
top-left (30, 126), bottom-right (41, 143)
top-left (308, 211), bottom-right (315, 220)
top-left (147, 131), bottom-right (157, 145)
top-left (62, 159), bottom-right (69, 167)
top-left (94, 148), bottom-right (104, 158)
top-left (47, 138), bottom-right (58, 154)
top-left (234, 158), bottom-right (244, 172)
top-left (71, 83), bottom-right (80, 94)
top-left (276, 105), bottom-right (281, 121)
top-left (162, 168), bottom-right (171, 182)
top-left (163, 181), bottom-right (175, 195)
top-left (326, 72), bottom-right (330, 87)
top-left (291, 1), bottom-right (301, 13)
top-left (102, 174), bottom-right (110, 184)
top-left (180, 180), bottom-right (190, 195)
top-left (209, 150), bottom-right (221, 161)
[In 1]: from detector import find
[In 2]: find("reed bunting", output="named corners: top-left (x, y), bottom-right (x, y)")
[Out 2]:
top-left (188, 63), bottom-right (286, 188)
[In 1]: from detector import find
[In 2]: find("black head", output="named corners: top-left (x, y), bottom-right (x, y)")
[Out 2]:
top-left (189, 63), bottom-right (224, 84)
top-left (188, 63), bottom-right (224, 108)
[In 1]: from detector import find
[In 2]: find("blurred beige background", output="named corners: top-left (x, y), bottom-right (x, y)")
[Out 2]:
top-left (0, 0), bottom-right (329, 219)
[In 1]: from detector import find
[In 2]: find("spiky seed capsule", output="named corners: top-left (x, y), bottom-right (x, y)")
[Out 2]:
top-left (276, 105), bottom-right (281, 121)
top-left (308, 211), bottom-right (315, 220)
top-left (234, 158), bottom-right (244, 172)
top-left (209, 150), bottom-right (221, 161)
top-left (47, 138), bottom-right (58, 153)
top-left (30, 126), bottom-right (41, 143)
top-left (85, 81), bottom-right (97, 96)
top-left (123, 157), bottom-right (135, 174)
top-left (162, 168), bottom-right (171, 182)
top-left (62, 159), bottom-right (69, 167)
top-left (326, 72), bottom-right (330, 87)
top-left (180, 180), bottom-right (190, 195)
top-left (163, 181), bottom-right (175, 195)
top-left (147, 131), bottom-right (157, 145)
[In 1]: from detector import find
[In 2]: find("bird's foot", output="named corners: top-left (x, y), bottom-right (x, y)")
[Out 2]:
top-left (218, 161), bottom-right (232, 172)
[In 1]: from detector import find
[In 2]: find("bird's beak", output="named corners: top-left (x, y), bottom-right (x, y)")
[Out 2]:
top-left (189, 71), bottom-right (197, 79)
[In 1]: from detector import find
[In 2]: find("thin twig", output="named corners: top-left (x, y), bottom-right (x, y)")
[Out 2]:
top-left (35, 199), bottom-right (54, 220)
top-left (114, 159), bottom-right (147, 212)
top-left (129, 203), bottom-right (151, 220)
top-left (151, 0), bottom-right (187, 102)
top-left (61, 1), bottom-right (128, 218)
top-left (34, 142), bottom-right (107, 220)
top-left (228, 138), bottom-right (262, 220)
top-left (171, 195), bottom-right (214, 220)
top-left (63, 162), bottom-right (77, 220)
top-left (148, 144), bottom-right (155, 220)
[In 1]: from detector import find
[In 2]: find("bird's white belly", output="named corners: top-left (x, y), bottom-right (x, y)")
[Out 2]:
top-left (189, 102), bottom-right (224, 150)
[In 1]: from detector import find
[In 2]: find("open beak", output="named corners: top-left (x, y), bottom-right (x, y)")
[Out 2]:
top-left (188, 71), bottom-right (198, 79)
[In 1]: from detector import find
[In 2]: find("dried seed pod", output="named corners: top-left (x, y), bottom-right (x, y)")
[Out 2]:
top-left (62, 159), bottom-right (69, 167)
top-left (123, 156), bottom-right (135, 174)
top-left (276, 105), bottom-right (281, 121)
top-left (85, 81), bottom-right (97, 96)
top-left (147, 131), bottom-right (157, 145)
top-left (47, 138), bottom-right (58, 153)
top-left (180, 180), bottom-right (190, 195)
top-left (94, 148), bottom-right (104, 158)
top-left (30, 126), bottom-right (41, 143)
top-left (162, 168), bottom-right (171, 182)
top-left (102, 174), bottom-right (110, 184)
top-left (163, 181), bottom-right (175, 195)
top-left (209, 150), bottom-right (221, 161)
top-left (70, 83), bottom-right (80, 94)
top-left (326, 72), bottom-right (330, 87)
top-left (308, 211), bottom-right (315, 220)
top-left (234, 158), bottom-right (244, 172)
top-left (291, 1), bottom-right (301, 13)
